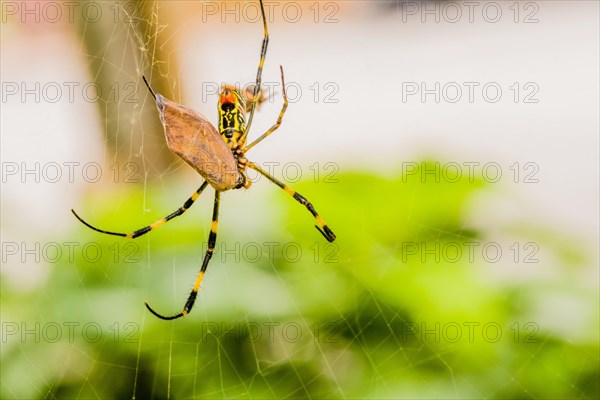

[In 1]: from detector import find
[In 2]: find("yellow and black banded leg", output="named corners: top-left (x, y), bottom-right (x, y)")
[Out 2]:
top-left (241, 0), bottom-right (269, 142)
top-left (244, 65), bottom-right (289, 152)
top-left (246, 162), bottom-right (336, 242)
top-left (145, 191), bottom-right (221, 320)
top-left (71, 181), bottom-right (209, 239)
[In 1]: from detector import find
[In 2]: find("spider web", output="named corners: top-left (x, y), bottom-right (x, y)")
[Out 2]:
top-left (1, 1), bottom-right (598, 399)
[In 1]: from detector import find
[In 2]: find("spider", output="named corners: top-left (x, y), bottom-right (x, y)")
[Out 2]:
top-left (71, 0), bottom-right (336, 320)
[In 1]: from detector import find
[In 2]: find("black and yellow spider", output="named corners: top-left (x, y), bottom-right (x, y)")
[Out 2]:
top-left (72, 0), bottom-right (336, 320)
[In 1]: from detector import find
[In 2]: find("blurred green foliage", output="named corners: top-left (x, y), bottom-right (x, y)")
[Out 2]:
top-left (1, 163), bottom-right (598, 399)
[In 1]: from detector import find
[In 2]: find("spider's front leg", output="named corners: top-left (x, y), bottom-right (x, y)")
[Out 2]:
top-left (71, 182), bottom-right (210, 238)
top-left (145, 191), bottom-right (221, 320)
top-left (245, 161), bottom-right (336, 242)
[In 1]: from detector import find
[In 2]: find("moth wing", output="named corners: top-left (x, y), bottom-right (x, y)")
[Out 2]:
top-left (155, 94), bottom-right (240, 191)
